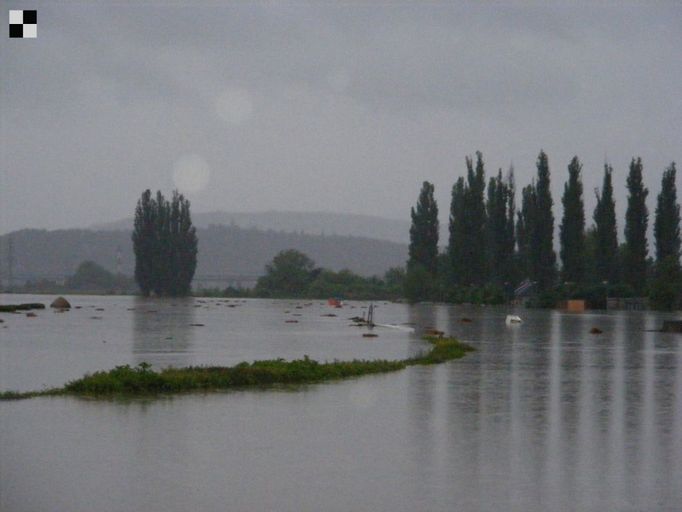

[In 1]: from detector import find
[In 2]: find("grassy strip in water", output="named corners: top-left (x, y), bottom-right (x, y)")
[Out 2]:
top-left (0, 336), bottom-right (473, 400)
top-left (0, 388), bottom-right (64, 400)
top-left (409, 335), bottom-right (475, 365)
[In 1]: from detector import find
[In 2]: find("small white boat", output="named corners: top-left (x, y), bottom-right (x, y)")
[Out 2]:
top-left (505, 315), bottom-right (523, 325)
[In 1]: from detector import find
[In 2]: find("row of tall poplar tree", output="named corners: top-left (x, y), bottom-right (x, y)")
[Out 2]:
top-left (132, 189), bottom-right (198, 296)
top-left (407, 151), bottom-right (681, 309)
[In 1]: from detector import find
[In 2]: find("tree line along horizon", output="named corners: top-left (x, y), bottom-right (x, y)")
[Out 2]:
top-left (407, 150), bottom-right (681, 309)
top-left (130, 150), bottom-right (680, 309)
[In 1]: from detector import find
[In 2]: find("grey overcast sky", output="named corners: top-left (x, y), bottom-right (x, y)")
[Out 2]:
top-left (1, 1), bottom-right (680, 235)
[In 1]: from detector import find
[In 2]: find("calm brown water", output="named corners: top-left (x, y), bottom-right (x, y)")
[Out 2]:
top-left (1, 294), bottom-right (681, 512)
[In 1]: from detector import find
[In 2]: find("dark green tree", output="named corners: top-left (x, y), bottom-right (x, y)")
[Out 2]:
top-left (593, 164), bottom-right (620, 284)
top-left (560, 156), bottom-right (586, 284)
top-left (132, 189), bottom-right (157, 296)
top-left (255, 249), bottom-right (319, 297)
top-left (486, 168), bottom-right (515, 286)
top-left (516, 183), bottom-right (536, 280)
top-left (173, 191), bottom-right (199, 296)
top-left (504, 169), bottom-right (517, 286)
top-left (649, 255), bottom-right (682, 310)
top-left (383, 267), bottom-right (406, 298)
top-left (461, 152), bottom-right (488, 285)
top-left (404, 263), bottom-right (437, 303)
top-left (623, 157), bottom-right (649, 295)
top-left (447, 177), bottom-right (466, 286)
top-left (654, 162), bottom-right (681, 264)
top-left (132, 189), bottom-right (197, 296)
top-left (583, 225), bottom-right (599, 285)
top-left (406, 181), bottom-right (439, 302)
top-left (152, 190), bottom-right (171, 296)
top-left (408, 181), bottom-right (439, 276)
top-left (530, 151), bottom-right (556, 291)
top-left (66, 260), bottom-right (134, 292)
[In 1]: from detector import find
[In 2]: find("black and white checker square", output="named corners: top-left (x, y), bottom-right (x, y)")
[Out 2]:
top-left (9, 9), bottom-right (37, 38)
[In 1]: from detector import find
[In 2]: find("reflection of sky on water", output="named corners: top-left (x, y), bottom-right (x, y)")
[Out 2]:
top-left (422, 306), bottom-right (682, 511)
top-left (1, 299), bottom-right (681, 511)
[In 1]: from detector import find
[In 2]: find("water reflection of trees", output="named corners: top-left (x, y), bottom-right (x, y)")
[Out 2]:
top-left (401, 306), bottom-right (682, 509)
top-left (132, 297), bottom-right (195, 368)
top-left (405, 303), bottom-right (438, 499)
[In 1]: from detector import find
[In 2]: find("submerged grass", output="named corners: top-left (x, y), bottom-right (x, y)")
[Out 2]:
top-left (410, 335), bottom-right (475, 365)
top-left (1, 336), bottom-right (474, 400)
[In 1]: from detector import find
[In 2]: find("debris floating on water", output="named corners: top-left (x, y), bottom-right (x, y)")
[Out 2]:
top-left (425, 328), bottom-right (444, 337)
top-left (0, 303), bottom-right (45, 313)
top-left (661, 321), bottom-right (682, 333)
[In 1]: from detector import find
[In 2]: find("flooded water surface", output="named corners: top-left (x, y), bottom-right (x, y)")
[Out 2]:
top-left (1, 294), bottom-right (681, 511)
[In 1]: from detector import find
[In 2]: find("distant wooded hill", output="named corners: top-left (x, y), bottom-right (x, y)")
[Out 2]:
top-left (92, 210), bottom-right (412, 244)
top-left (0, 225), bottom-right (407, 286)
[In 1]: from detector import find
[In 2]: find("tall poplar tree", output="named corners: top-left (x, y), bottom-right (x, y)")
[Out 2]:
top-left (531, 151), bottom-right (556, 291)
top-left (175, 192), bottom-right (199, 296)
top-left (486, 168), bottom-right (515, 286)
top-left (593, 164), bottom-right (620, 284)
top-left (584, 225), bottom-right (599, 284)
top-left (651, 162), bottom-right (681, 310)
top-left (408, 181), bottom-right (439, 275)
top-left (153, 190), bottom-right (171, 296)
top-left (654, 162), bottom-right (681, 264)
top-left (132, 189), bottom-right (198, 296)
top-left (505, 169), bottom-right (517, 281)
top-left (517, 183), bottom-right (536, 280)
top-left (448, 177), bottom-right (466, 285)
top-left (462, 152), bottom-right (487, 285)
top-left (132, 189), bottom-right (156, 296)
top-left (560, 156), bottom-right (586, 284)
top-left (623, 157), bottom-right (649, 295)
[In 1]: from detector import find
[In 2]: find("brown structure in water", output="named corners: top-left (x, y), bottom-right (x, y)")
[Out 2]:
top-left (661, 321), bottom-right (682, 333)
top-left (557, 300), bottom-right (586, 312)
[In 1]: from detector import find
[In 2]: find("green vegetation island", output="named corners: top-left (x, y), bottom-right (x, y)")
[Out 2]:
top-left (0, 336), bottom-right (473, 401)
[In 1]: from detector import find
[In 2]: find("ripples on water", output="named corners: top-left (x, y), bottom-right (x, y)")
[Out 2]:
top-left (1, 295), bottom-right (680, 512)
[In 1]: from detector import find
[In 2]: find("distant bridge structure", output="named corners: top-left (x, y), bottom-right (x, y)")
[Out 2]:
top-left (192, 274), bottom-right (262, 289)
